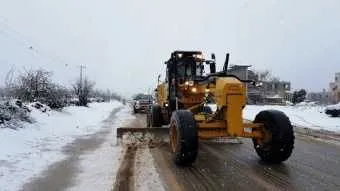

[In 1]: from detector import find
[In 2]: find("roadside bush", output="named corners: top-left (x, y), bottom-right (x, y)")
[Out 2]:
top-left (9, 69), bottom-right (71, 109)
top-left (0, 100), bottom-right (33, 129)
top-left (73, 77), bottom-right (95, 106)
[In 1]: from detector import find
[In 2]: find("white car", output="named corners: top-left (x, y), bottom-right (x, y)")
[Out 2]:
top-left (133, 94), bottom-right (153, 113)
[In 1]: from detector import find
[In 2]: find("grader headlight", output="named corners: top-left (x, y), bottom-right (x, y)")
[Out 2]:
top-left (195, 54), bottom-right (204, 60)
top-left (185, 80), bottom-right (194, 86)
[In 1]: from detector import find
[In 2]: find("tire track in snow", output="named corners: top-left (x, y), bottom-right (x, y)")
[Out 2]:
top-left (113, 146), bottom-right (137, 191)
top-left (134, 146), bottom-right (165, 191)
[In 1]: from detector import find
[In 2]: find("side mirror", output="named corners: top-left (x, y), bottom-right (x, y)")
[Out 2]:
top-left (223, 53), bottom-right (230, 73)
top-left (211, 53), bottom-right (216, 60)
top-left (157, 74), bottom-right (161, 84)
top-left (210, 63), bottom-right (216, 74)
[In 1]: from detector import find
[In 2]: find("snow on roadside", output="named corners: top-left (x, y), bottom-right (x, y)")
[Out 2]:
top-left (326, 103), bottom-right (340, 110)
top-left (0, 101), bottom-right (122, 191)
top-left (67, 106), bottom-right (135, 191)
top-left (243, 105), bottom-right (340, 132)
top-left (134, 147), bottom-right (165, 191)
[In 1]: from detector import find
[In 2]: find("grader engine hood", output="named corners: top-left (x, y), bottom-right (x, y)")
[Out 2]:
top-left (214, 77), bottom-right (246, 107)
top-left (212, 77), bottom-right (247, 137)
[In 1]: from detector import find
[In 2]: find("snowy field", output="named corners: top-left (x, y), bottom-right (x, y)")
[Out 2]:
top-left (243, 105), bottom-right (340, 132)
top-left (0, 101), bottom-right (124, 191)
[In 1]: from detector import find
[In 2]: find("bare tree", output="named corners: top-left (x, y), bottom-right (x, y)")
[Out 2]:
top-left (10, 68), bottom-right (70, 109)
top-left (0, 87), bottom-right (5, 100)
top-left (271, 77), bottom-right (280, 81)
top-left (257, 70), bottom-right (272, 81)
top-left (90, 89), bottom-right (123, 102)
top-left (73, 77), bottom-right (95, 106)
top-left (13, 69), bottom-right (52, 102)
top-left (4, 67), bottom-right (16, 99)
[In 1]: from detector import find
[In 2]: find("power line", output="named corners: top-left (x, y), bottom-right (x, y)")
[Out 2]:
top-left (0, 16), bottom-right (71, 67)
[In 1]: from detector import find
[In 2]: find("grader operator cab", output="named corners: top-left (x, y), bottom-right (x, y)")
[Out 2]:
top-left (120, 50), bottom-right (295, 166)
top-left (147, 51), bottom-right (218, 126)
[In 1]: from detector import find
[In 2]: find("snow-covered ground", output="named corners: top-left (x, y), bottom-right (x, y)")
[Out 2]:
top-left (0, 101), bottom-right (123, 191)
top-left (134, 147), bottom-right (165, 191)
top-left (243, 105), bottom-right (340, 132)
top-left (67, 106), bottom-right (134, 191)
top-left (326, 103), bottom-right (340, 110)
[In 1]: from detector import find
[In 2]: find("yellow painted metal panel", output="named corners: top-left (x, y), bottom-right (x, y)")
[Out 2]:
top-left (226, 95), bottom-right (244, 137)
top-left (214, 77), bottom-right (245, 107)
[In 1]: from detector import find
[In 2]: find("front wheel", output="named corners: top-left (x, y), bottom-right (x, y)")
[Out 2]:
top-left (150, 105), bottom-right (162, 127)
top-left (253, 110), bottom-right (295, 163)
top-left (146, 112), bottom-right (151, 127)
top-left (170, 110), bottom-right (198, 166)
top-left (133, 106), bottom-right (138, 114)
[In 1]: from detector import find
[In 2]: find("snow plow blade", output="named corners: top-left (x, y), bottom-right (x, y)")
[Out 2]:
top-left (116, 127), bottom-right (169, 144)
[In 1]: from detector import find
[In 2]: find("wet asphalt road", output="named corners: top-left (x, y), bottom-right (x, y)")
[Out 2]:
top-left (131, 114), bottom-right (340, 191)
top-left (23, 111), bottom-right (340, 191)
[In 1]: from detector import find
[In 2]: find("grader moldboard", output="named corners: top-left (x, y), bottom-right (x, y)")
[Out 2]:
top-left (118, 51), bottom-right (294, 166)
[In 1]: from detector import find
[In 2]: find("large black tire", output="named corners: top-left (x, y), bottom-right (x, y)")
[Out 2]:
top-left (146, 112), bottom-right (151, 127)
top-left (133, 104), bottom-right (138, 114)
top-left (170, 110), bottom-right (198, 166)
top-left (151, 105), bottom-right (162, 127)
top-left (252, 110), bottom-right (295, 164)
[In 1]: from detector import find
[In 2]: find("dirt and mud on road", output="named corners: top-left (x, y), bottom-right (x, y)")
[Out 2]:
top-left (116, 114), bottom-right (340, 191)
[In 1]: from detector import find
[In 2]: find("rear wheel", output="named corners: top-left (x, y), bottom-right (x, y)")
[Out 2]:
top-left (170, 110), bottom-right (198, 166)
top-left (150, 105), bottom-right (162, 127)
top-left (253, 110), bottom-right (294, 163)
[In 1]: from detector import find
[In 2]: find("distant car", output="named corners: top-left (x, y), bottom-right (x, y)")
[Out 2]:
top-left (325, 103), bottom-right (340, 117)
top-left (133, 94), bottom-right (153, 113)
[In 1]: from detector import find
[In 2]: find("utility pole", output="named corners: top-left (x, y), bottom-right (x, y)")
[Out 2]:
top-left (76, 65), bottom-right (86, 106)
top-left (78, 65), bottom-right (86, 90)
top-left (77, 65), bottom-right (86, 101)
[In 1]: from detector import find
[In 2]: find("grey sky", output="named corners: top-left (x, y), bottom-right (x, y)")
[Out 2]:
top-left (0, 0), bottom-right (339, 96)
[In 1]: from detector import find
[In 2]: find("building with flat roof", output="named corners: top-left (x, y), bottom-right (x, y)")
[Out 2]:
top-left (227, 65), bottom-right (291, 105)
top-left (329, 72), bottom-right (340, 103)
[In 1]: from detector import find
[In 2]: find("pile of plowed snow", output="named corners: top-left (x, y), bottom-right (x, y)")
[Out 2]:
top-left (243, 105), bottom-right (340, 132)
top-left (0, 101), bottom-right (122, 191)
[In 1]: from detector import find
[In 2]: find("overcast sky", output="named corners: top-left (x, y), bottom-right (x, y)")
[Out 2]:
top-left (0, 0), bottom-right (339, 97)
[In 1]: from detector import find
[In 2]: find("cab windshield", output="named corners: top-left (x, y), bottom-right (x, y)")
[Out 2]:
top-left (176, 58), bottom-right (204, 79)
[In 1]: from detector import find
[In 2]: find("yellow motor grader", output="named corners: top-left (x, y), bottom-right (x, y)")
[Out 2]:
top-left (147, 51), bottom-right (294, 166)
